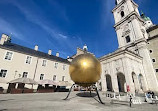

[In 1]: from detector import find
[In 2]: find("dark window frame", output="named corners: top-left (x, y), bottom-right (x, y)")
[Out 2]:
top-left (62, 76), bottom-right (65, 81)
top-left (22, 72), bottom-right (28, 78)
top-left (149, 50), bottom-right (152, 53)
top-left (53, 75), bottom-right (56, 81)
top-left (152, 59), bottom-right (156, 63)
top-left (40, 74), bottom-right (44, 80)
top-left (0, 69), bottom-right (7, 78)
top-left (125, 36), bottom-right (131, 43)
top-left (5, 51), bottom-right (13, 60)
top-left (121, 11), bottom-right (125, 17)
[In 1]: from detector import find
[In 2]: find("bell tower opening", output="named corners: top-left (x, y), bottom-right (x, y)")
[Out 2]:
top-left (125, 36), bottom-right (131, 43)
top-left (121, 11), bottom-right (125, 18)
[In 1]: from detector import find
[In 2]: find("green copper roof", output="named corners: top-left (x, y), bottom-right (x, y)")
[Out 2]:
top-left (141, 11), bottom-right (151, 21)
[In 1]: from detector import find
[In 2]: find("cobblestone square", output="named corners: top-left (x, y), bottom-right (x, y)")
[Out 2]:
top-left (0, 92), bottom-right (158, 111)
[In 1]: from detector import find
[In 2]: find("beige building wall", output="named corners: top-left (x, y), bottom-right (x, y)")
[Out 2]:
top-left (147, 25), bottom-right (158, 80)
top-left (148, 28), bottom-right (158, 37)
top-left (0, 45), bottom-right (71, 90)
top-left (147, 38), bottom-right (158, 79)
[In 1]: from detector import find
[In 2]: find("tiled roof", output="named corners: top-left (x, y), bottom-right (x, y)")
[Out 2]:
top-left (0, 42), bottom-right (70, 64)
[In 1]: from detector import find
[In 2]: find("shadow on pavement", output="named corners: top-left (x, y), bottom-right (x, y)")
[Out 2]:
top-left (0, 99), bottom-right (14, 102)
top-left (0, 109), bottom-right (8, 111)
top-left (76, 92), bottom-right (97, 98)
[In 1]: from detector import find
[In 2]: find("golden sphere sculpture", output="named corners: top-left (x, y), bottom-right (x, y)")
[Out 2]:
top-left (69, 53), bottom-right (101, 87)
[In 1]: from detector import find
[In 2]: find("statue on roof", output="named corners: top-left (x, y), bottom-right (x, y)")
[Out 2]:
top-left (83, 44), bottom-right (88, 52)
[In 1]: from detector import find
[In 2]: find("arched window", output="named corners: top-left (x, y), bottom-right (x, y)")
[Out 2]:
top-left (121, 11), bottom-right (125, 17)
top-left (125, 36), bottom-right (131, 43)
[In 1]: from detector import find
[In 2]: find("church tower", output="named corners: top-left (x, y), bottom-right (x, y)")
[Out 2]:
top-left (140, 12), bottom-right (153, 29)
top-left (112, 0), bottom-right (158, 92)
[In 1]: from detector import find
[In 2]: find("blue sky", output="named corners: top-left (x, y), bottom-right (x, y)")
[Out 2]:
top-left (0, 0), bottom-right (157, 58)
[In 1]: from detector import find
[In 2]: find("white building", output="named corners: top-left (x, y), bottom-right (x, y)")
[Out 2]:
top-left (99, 0), bottom-right (158, 93)
top-left (0, 34), bottom-right (71, 92)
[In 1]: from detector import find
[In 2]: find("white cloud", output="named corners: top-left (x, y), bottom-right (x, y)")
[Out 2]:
top-left (11, 1), bottom-right (83, 50)
top-left (0, 17), bottom-right (25, 41)
top-left (58, 34), bottom-right (68, 39)
top-left (2, 0), bottom-right (83, 58)
top-left (9, 1), bottom-right (69, 40)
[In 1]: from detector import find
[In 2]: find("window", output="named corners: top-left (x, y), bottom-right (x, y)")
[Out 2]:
top-left (156, 69), bottom-right (158, 72)
top-left (54, 62), bottom-right (58, 69)
top-left (53, 75), bottom-right (56, 81)
top-left (63, 65), bottom-right (66, 70)
top-left (62, 76), bottom-right (65, 81)
top-left (0, 70), bottom-right (7, 78)
top-left (152, 59), bottom-right (156, 63)
top-left (121, 11), bottom-right (125, 17)
top-left (26, 56), bottom-right (32, 64)
top-left (149, 50), bottom-right (152, 53)
top-left (5, 52), bottom-right (13, 60)
top-left (125, 36), bottom-right (131, 43)
top-left (42, 60), bottom-right (47, 66)
top-left (40, 74), bottom-right (44, 80)
top-left (22, 72), bottom-right (28, 78)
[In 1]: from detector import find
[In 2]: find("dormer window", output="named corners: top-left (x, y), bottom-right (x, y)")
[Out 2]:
top-left (121, 11), bottom-right (125, 17)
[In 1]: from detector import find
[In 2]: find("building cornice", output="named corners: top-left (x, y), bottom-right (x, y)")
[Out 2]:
top-left (99, 49), bottom-right (142, 62)
top-left (114, 11), bottom-right (144, 29)
top-left (0, 44), bottom-right (70, 64)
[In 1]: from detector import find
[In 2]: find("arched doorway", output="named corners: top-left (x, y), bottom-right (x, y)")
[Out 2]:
top-left (117, 73), bottom-right (126, 92)
top-left (105, 74), bottom-right (113, 91)
top-left (132, 72), bottom-right (139, 92)
top-left (138, 74), bottom-right (145, 91)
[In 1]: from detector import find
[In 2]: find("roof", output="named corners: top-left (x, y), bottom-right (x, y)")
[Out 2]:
top-left (69, 47), bottom-right (94, 59)
top-left (99, 48), bottom-right (142, 62)
top-left (141, 12), bottom-right (151, 21)
top-left (0, 42), bottom-right (70, 64)
top-left (146, 25), bottom-right (158, 33)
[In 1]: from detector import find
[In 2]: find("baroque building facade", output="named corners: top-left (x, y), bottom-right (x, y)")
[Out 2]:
top-left (99, 0), bottom-right (158, 93)
top-left (0, 0), bottom-right (158, 94)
